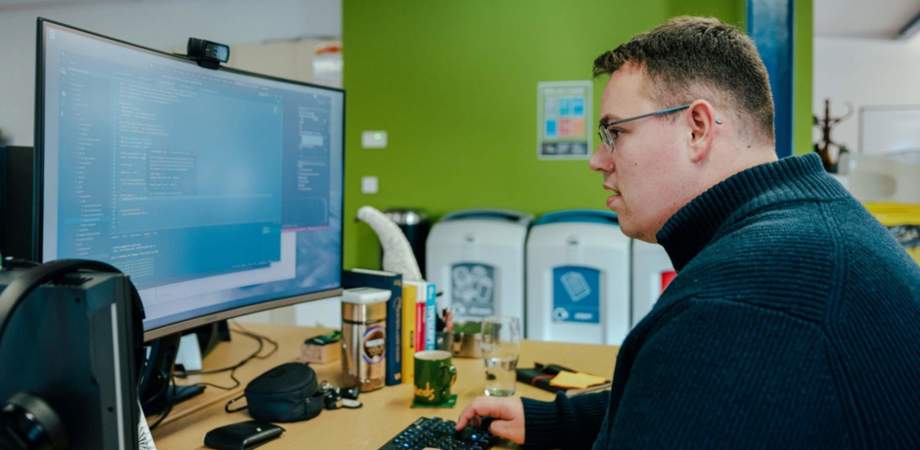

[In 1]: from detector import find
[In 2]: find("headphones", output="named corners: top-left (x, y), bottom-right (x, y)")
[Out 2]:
top-left (0, 259), bottom-right (145, 450)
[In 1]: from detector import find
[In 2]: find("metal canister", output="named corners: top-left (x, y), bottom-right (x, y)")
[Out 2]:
top-left (341, 288), bottom-right (390, 392)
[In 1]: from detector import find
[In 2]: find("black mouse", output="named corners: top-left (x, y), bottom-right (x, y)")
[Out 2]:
top-left (456, 416), bottom-right (495, 447)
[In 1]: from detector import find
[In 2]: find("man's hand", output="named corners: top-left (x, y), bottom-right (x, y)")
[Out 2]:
top-left (456, 396), bottom-right (525, 445)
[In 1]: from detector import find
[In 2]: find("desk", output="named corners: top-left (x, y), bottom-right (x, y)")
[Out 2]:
top-left (152, 324), bottom-right (618, 449)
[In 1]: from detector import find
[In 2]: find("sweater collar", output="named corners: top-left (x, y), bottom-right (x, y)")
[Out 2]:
top-left (656, 153), bottom-right (848, 271)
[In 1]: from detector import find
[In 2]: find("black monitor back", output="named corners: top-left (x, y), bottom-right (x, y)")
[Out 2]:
top-left (0, 146), bottom-right (36, 261)
top-left (0, 268), bottom-right (139, 449)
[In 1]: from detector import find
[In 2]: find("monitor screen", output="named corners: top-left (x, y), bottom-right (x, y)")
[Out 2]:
top-left (36, 19), bottom-right (344, 340)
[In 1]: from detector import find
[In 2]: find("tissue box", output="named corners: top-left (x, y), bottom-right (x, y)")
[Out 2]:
top-left (300, 331), bottom-right (341, 364)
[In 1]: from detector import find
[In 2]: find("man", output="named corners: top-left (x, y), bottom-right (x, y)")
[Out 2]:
top-left (456, 16), bottom-right (920, 450)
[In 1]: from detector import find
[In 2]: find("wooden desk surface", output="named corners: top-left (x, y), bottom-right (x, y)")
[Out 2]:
top-left (151, 323), bottom-right (618, 449)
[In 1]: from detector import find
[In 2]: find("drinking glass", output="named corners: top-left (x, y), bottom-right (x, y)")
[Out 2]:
top-left (480, 316), bottom-right (522, 396)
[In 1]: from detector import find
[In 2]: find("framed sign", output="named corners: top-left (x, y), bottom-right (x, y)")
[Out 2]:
top-left (537, 80), bottom-right (592, 159)
top-left (860, 105), bottom-right (920, 154)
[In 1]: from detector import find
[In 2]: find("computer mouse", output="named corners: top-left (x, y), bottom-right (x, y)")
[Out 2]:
top-left (477, 416), bottom-right (495, 433)
top-left (204, 420), bottom-right (284, 450)
top-left (455, 416), bottom-right (495, 447)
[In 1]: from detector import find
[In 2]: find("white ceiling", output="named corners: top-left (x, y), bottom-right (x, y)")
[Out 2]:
top-left (0, 0), bottom-right (129, 9)
top-left (815, 0), bottom-right (920, 39)
top-left (2, 0), bottom-right (919, 40)
top-left (0, 0), bottom-right (197, 11)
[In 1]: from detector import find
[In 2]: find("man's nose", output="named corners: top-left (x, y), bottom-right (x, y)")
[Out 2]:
top-left (589, 145), bottom-right (613, 172)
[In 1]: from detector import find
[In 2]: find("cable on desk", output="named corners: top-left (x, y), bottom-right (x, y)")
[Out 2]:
top-left (235, 321), bottom-right (280, 361)
top-left (148, 324), bottom-right (280, 430)
top-left (148, 374), bottom-right (176, 430)
top-left (194, 380), bottom-right (238, 391)
top-left (173, 322), bottom-right (280, 391)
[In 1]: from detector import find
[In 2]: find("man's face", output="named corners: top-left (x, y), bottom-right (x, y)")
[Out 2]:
top-left (590, 64), bottom-right (693, 242)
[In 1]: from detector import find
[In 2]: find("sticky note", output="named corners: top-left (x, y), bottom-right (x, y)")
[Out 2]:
top-left (549, 371), bottom-right (607, 389)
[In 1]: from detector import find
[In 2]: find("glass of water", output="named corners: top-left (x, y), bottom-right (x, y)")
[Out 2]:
top-left (480, 316), bottom-right (522, 396)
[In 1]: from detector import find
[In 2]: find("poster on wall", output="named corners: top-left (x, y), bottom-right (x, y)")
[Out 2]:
top-left (537, 80), bottom-right (592, 160)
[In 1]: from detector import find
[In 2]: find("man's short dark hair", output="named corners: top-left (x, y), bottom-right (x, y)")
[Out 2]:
top-left (593, 16), bottom-right (774, 144)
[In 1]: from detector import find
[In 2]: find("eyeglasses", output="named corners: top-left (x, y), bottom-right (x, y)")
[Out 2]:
top-left (597, 104), bottom-right (691, 152)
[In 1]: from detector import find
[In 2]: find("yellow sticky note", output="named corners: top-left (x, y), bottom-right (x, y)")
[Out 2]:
top-left (549, 371), bottom-right (607, 389)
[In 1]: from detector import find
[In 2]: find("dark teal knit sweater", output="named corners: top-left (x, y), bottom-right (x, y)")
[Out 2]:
top-left (522, 154), bottom-right (920, 450)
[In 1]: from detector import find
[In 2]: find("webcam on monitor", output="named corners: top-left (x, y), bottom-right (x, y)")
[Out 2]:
top-left (187, 37), bottom-right (230, 69)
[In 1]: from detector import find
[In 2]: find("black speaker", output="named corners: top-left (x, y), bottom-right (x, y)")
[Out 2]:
top-left (0, 146), bottom-right (36, 261)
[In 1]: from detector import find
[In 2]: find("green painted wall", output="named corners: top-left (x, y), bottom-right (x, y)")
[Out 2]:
top-left (794, 0), bottom-right (814, 155)
top-left (668, 0), bottom-right (746, 27)
top-left (341, 0), bottom-right (807, 269)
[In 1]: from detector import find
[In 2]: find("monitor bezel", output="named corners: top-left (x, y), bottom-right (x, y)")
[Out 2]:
top-left (34, 18), bottom-right (346, 342)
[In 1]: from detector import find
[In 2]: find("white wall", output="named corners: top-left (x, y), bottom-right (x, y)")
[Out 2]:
top-left (813, 35), bottom-right (920, 153)
top-left (0, 0), bottom-right (340, 146)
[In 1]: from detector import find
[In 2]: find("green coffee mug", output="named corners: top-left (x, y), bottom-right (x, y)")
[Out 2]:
top-left (414, 350), bottom-right (457, 404)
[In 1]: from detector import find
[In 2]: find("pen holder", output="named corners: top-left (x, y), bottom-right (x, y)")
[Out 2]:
top-left (450, 331), bottom-right (482, 358)
top-left (450, 320), bottom-right (483, 358)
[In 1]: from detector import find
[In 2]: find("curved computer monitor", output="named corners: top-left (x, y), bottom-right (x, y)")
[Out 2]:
top-left (35, 19), bottom-right (344, 341)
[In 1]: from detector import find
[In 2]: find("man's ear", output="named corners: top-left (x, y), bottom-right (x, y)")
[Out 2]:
top-left (686, 99), bottom-right (717, 163)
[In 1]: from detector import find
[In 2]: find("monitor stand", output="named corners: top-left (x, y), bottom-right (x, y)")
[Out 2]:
top-left (165, 384), bottom-right (206, 409)
top-left (139, 321), bottom-right (232, 417)
top-left (194, 320), bottom-right (232, 358)
top-left (140, 333), bottom-right (205, 417)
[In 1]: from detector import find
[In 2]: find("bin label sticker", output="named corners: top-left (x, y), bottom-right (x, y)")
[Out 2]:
top-left (649, 269), bottom-right (677, 303)
top-left (660, 270), bottom-right (677, 294)
top-left (451, 262), bottom-right (496, 318)
top-left (537, 80), bottom-right (592, 160)
top-left (552, 266), bottom-right (600, 324)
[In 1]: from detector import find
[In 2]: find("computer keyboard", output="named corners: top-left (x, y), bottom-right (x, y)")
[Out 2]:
top-left (378, 416), bottom-right (495, 450)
